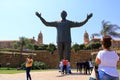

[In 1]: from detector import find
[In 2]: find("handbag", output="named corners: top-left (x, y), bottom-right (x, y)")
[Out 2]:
top-left (89, 66), bottom-right (98, 80)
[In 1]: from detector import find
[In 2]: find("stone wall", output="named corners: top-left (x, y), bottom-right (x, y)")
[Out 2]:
top-left (0, 50), bottom-right (120, 68)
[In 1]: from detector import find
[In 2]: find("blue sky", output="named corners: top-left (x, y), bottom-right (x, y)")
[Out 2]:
top-left (0, 0), bottom-right (120, 45)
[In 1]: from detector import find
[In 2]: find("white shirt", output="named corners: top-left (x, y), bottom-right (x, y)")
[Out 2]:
top-left (97, 50), bottom-right (119, 77)
top-left (89, 61), bottom-right (93, 68)
top-left (67, 62), bottom-right (70, 67)
top-left (59, 61), bottom-right (63, 67)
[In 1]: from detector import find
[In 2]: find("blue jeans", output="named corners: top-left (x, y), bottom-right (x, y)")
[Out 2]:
top-left (98, 70), bottom-right (119, 80)
top-left (67, 66), bottom-right (70, 74)
top-left (26, 67), bottom-right (32, 80)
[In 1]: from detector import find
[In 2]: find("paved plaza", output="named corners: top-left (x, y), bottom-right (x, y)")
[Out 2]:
top-left (0, 70), bottom-right (90, 80)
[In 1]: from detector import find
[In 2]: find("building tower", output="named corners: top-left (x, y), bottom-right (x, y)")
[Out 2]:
top-left (38, 31), bottom-right (43, 45)
top-left (84, 30), bottom-right (89, 45)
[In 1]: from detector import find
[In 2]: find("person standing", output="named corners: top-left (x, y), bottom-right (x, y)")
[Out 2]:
top-left (67, 61), bottom-right (71, 74)
top-left (59, 60), bottom-right (63, 73)
top-left (26, 55), bottom-right (33, 80)
top-left (95, 35), bottom-right (119, 80)
top-left (62, 59), bottom-right (68, 74)
top-left (88, 58), bottom-right (94, 74)
top-left (35, 10), bottom-right (93, 61)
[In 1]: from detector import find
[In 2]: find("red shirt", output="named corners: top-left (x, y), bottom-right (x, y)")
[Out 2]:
top-left (63, 60), bottom-right (68, 65)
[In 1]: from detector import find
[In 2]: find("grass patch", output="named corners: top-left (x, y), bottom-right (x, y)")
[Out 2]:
top-left (117, 68), bottom-right (120, 73)
top-left (0, 68), bottom-right (56, 74)
top-left (0, 68), bottom-right (25, 74)
top-left (1, 68), bottom-right (120, 74)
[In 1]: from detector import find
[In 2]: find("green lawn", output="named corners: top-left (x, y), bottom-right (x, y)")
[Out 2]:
top-left (0, 68), bottom-right (26, 74)
top-left (0, 68), bottom-right (56, 74)
top-left (117, 68), bottom-right (120, 73)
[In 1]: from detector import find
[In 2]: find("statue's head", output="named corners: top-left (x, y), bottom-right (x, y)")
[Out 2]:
top-left (61, 10), bottom-right (67, 20)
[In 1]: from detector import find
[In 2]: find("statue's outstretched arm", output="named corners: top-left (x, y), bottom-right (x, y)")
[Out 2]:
top-left (35, 12), bottom-right (57, 27)
top-left (70, 13), bottom-right (93, 27)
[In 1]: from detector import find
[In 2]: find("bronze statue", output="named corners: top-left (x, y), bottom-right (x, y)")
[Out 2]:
top-left (35, 10), bottom-right (93, 61)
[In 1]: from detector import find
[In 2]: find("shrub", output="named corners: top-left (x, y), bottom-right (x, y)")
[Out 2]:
top-left (21, 61), bottom-right (48, 70)
top-left (47, 43), bottom-right (56, 54)
top-left (72, 44), bottom-right (80, 53)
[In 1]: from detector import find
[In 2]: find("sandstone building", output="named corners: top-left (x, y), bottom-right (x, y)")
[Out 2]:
top-left (0, 31), bottom-right (120, 49)
top-left (83, 31), bottom-right (120, 49)
top-left (0, 31), bottom-right (43, 48)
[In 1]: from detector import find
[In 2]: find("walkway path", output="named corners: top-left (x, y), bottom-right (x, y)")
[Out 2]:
top-left (0, 70), bottom-right (90, 80)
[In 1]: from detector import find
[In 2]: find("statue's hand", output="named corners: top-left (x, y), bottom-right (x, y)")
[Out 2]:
top-left (87, 13), bottom-right (93, 20)
top-left (35, 12), bottom-right (41, 18)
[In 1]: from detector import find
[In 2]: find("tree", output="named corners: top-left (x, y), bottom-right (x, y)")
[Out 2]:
top-left (26, 43), bottom-right (34, 50)
top-left (100, 20), bottom-right (120, 38)
top-left (89, 42), bottom-right (101, 49)
top-left (79, 44), bottom-right (85, 50)
top-left (72, 43), bottom-right (80, 53)
top-left (18, 37), bottom-right (31, 67)
top-left (47, 43), bottom-right (56, 54)
top-left (18, 37), bottom-right (31, 51)
top-left (13, 42), bottom-right (19, 49)
top-left (91, 33), bottom-right (100, 39)
top-left (92, 20), bottom-right (120, 39)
